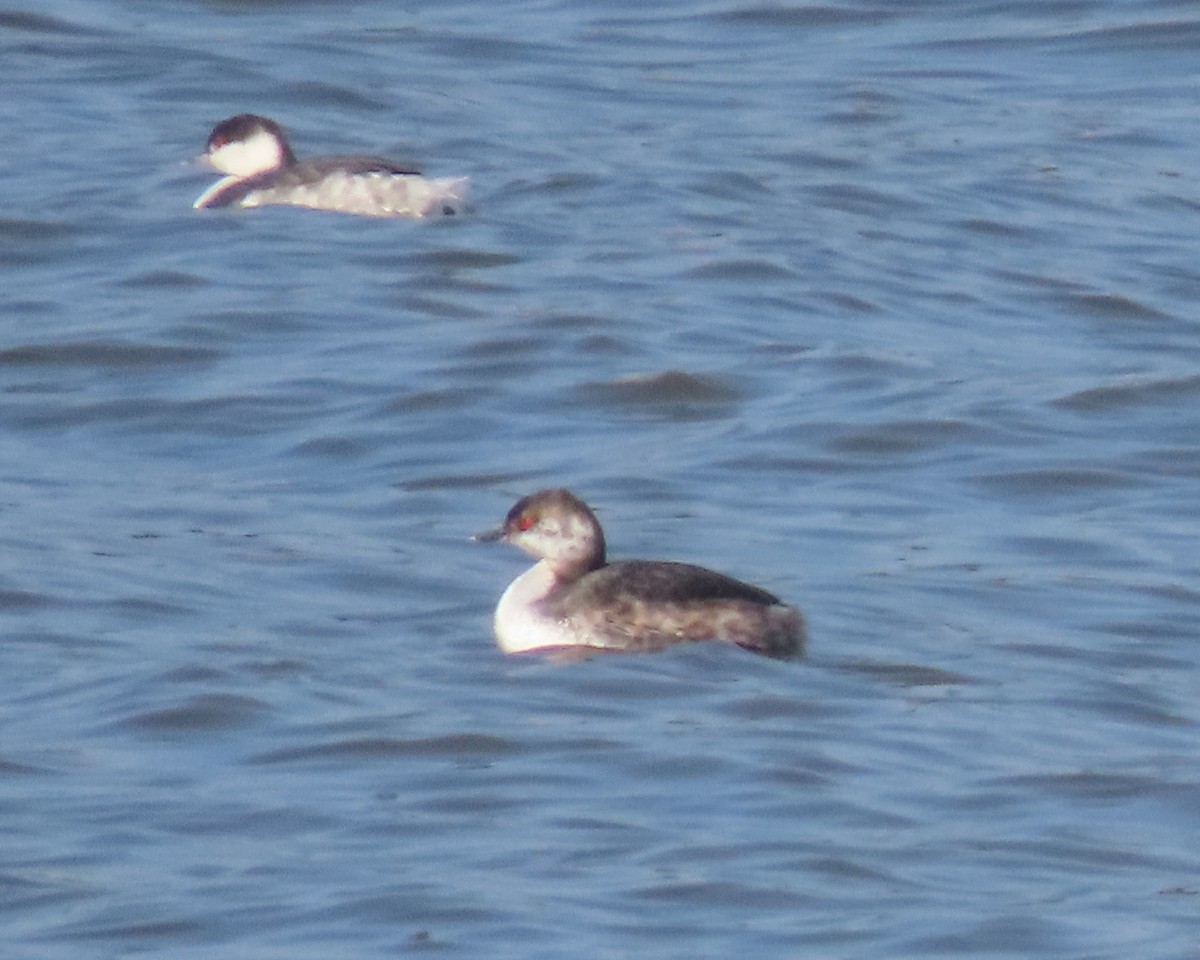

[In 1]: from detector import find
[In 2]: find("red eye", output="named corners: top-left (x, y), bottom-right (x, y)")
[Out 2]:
top-left (517, 513), bottom-right (536, 532)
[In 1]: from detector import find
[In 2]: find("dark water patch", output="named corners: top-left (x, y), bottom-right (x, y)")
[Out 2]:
top-left (690, 171), bottom-right (773, 201)
top-left (1101, 618), bottom-right (1200, 652)
top-left (7, 629), bottom-right (125, 653)
top-left (100, 595), bottom-right (192, 619)
top-left (635, 878), bottom-right (815, 910)
top-left (388, 293), bottom-right (489, 320)
top-left (1129, 580), bottom-right (1200, 607)
top-left (197, 308), bottom-right (322, 337)
top-left (909, 915), bottom-right (1066, 955)
top-left (0, 756), bottom-right (55, 776)
top-left (411, 791), bottom-right (525, 818)
top-left (533, 311), bottom-right (635, 337)
top-left (573, 370), bottom-right (742, 418)
top-left (995, 268), bottom-right (1088, 297)
top-left (807, 183), bottom-right (922, 218)
top-left (496, 171), bottom-right (605, 201)
top-left (1057, 18), bottom-right (1200, 54)
top-left (403, 249), bottom-right (521, 271)
top-left (761, 765), bottom-right (833, 789)
top-left (767, 148), bottom-right (862, 173)
top-left (621, 752), bottom-right (730, 780)
top-left (8, 393), bottom-right (319, 435)
top-left (1003, 535), bottom-right (1128, 565)
top-left (1001, 639), bottom-right (1112, 668)
top-left (116, 270), bottom-right (207, 289)
top-left (0, 871), bottom-right (93, 917)
top-left (1075, 125), bottom-right (1177, 150)
top-left (248, 733), bottom-right (518, 765)
top-left (47, 915), bottom-right (206, 943)
top-left (3, 299), bottom-right (56, 320)
top-left (0, 217), bottom-right (78, 241)
top-left (119, 694), bottom-right (270, 733)
top-left (0, 218), bottom-right (84, 265)
top-left (551, 815), bottom-right (660, 843)
top-left (0, 342), bottom-right (222, 369)
top-left (972, 467), bottom-right (1139, 498)
top-left (203, 0), bottom-right (337, 10)
top-left (2, 381), bottom-right (69, 396)
top-left (842, 659), bottom-right (974, 688)
top-left (797, 855), bottom-right (896, 884)
top-left (1052, 691), bottom-right (1192, 729)
top-left (317, 885), bottom-right (496, 925)
top-left (717, 452), bottom-right (859, 476)
top-left (330, 565), bottom-right (411, 597)
top-left (959, 217), bottom-right (1040, 239)
top-left (715, 5), bottom-right (900, 29)
top-left (448, 335), bottom-right (547, 378)
top-left (169, 804), bottom-right (336, 838)
top-left (994, 770), bottom-right (1183, 803)
top-left (283, 79), bottom-right (388, 111)
top-left (396, 469), bottom-right (538, 492)
top-left (881, 65), bottom-right (1014, 82)
top-left (290, 434), bottom-right (375, 459)
top-left (824, 351), bottom-right (926, 377)
top-left (1052, 373), bottom-right (1200, 413)
top-left (406, 29), bottom-right (565, 65)
top-left (1061, 292), bottom-right (1169, 322)
top-left (0, 10), bottom-right (107, 34)
top-left (724, 693), bottom-right (826, 721)
top-left (682, 258), bottom-right (796, 281)
top-left (568, 666), bottom-right (729, 704)
top-left (573, 332), bottom-right (633, 356)
top-left (821, 99), bottom-right (905, 128)
top-left (242, 657), bottom-right (309, 679)
top-left (0, 588), bottom-right (53, 611)
top-left (828, 418), bottom-right (983, 456)
top-left (158, 664), bottom-right (230, 684)
top-left (963, 835), bottom-right (1178, 874)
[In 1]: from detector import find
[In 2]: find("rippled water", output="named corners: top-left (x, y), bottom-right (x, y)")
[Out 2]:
top-left (3, 1), bottom-right (1200, 956)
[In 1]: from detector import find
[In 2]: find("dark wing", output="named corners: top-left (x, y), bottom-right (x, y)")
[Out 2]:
top-left (575, 560), bottom-right (783, 606)
top-left (289, 155), bottom-right (423, 179)
top-left (195, 156), bottom-right (424, 209)
top-left (544, 561), bottom-right (800, 656)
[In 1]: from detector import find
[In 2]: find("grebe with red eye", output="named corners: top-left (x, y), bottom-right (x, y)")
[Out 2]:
top-left (193, 114), bottom-right (469, 218)
top-left (474, 489), bottom-right (805, 658)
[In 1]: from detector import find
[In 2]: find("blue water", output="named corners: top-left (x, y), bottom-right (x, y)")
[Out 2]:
top-left (3, 1), bottom-right (1200, 956)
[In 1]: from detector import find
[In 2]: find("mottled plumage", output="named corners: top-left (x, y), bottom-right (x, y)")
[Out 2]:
top-left (475, 489), bottom-right (805, 658)
top-left (194, 114), bottom-right (468, 218)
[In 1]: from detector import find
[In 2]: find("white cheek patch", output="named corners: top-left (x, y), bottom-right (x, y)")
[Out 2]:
top-left (206, 129), bottom-right (283, 177)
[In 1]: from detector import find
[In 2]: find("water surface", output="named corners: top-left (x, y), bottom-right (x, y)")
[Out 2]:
top-left (2, 1), bottom-right (1200, 957)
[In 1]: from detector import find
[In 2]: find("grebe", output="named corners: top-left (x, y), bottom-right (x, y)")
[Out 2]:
top-left (193, 114), bottom-right (468, 218)
top-left (475, 489), bottom-right (805, 658)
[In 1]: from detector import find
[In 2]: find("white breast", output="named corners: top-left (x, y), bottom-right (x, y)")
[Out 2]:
top-left (493, 561), bottom-right (577, 654)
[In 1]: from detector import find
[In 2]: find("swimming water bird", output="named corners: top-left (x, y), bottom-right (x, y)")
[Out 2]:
top-left (475, 489), bottom-right (805, 658)
top-left (193, 114), bottom-right (469, 217)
